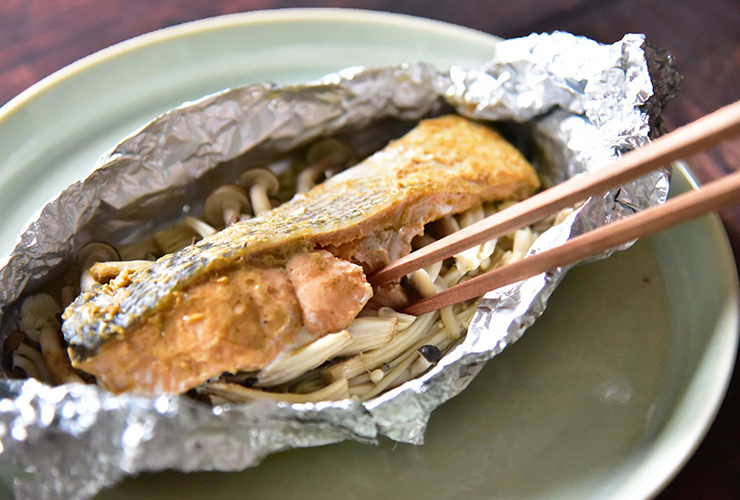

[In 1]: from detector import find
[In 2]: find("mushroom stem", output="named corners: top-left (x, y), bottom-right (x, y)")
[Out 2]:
top-left (240, 169), bottom-right (279, 215)
top-left (182, 216), bottom-right (216, 239)
top-left (78, 242), bottom-right (120, 292)
top-left (203, 378), bottom-right (350, 404)
top-left (222, 201), bottom-right (242, 227)
top-left (90, 260), bottom-right (153, 284)
top-left (80, 270), bottom-right (97, 293)
top-left (203, 185), bottom-right (250, 228)
top-left (16, 343), bottom-right (54, 384)
top-left (13, 353), bottom-right (41, 380)
top-left (435, 215), bottom-right (461, 236)
top-left (412, 233), bottom-right (437, 251)
top-left (408, 269), bottom-right (438, 298)
top-left (38, 324), bottom-right (84, 384)
top-left (249, 184), bottom-right (273, 215)
top-left (296, 162), bottom-right (329, 193)
top-left (18, 294), bottom-right (84, 385)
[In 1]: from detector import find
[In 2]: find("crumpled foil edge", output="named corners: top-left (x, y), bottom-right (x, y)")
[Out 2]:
top-left (0, 32), bottom-right (679, 500)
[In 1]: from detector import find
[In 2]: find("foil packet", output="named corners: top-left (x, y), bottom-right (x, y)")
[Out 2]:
top-left (0, 32), bottom-right (679, 499)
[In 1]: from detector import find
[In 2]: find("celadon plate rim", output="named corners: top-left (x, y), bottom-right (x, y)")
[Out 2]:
top-left (0, 9), bottom-right (737, 500)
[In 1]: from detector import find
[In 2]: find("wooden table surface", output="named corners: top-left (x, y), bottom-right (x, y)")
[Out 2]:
top-left (1, 1), bottom-right (739, 498)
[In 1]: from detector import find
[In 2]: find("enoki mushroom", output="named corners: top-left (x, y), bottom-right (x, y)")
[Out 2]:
top-left (2, 136), bottom-right (568, 406)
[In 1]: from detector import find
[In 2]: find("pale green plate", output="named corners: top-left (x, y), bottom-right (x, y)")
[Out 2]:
top-left (0, 10), bottom-right (736, 500)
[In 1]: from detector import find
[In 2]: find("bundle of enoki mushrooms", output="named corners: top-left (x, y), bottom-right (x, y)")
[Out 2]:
top-left (3, 116), bottom-right (572, 405)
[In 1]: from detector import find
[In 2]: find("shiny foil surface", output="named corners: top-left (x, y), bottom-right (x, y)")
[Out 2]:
top-left (0, 32), bottom-right (679, 499)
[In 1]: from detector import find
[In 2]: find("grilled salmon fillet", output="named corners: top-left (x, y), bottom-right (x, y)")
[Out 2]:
top-left (62, 115), bottom-right (540, 395)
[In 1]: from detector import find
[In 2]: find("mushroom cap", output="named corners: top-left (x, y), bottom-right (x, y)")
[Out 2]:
top-left (307, 139), bottom-right (356, 167)
top-left (203, 185), bottom-right (250, 226)
top-left (19, 293), bottom-right (62, 333)
top-left (240, 168), bottom-right (280, 195)
top-left (77, 241), bottom-right (120, 270)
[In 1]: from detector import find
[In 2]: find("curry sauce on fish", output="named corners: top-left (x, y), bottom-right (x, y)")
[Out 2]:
top-left (61, 115), bottom-right (540, 395)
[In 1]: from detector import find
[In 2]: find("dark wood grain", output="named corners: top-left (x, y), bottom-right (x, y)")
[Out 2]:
top-left (1, 1), bottom-right (739, 498)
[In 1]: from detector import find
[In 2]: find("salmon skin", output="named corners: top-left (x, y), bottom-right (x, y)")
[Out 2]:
top-left (61, 115), bottom-right (539, 394)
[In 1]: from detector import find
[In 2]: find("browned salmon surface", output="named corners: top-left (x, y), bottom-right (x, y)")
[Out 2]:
top-left (62, 115), bottom-right (540, 395)
top-left (76, 253), bottom-right (371, 394)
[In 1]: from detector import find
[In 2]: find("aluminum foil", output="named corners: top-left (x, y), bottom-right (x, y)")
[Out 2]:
top-left (0, 32), bottom-right (679, 499)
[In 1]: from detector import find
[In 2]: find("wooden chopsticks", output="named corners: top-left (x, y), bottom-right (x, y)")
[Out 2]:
top-left (402, 167), bottom-right (740, 315)
top-left (368, 100), bottom-right (740, 316)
